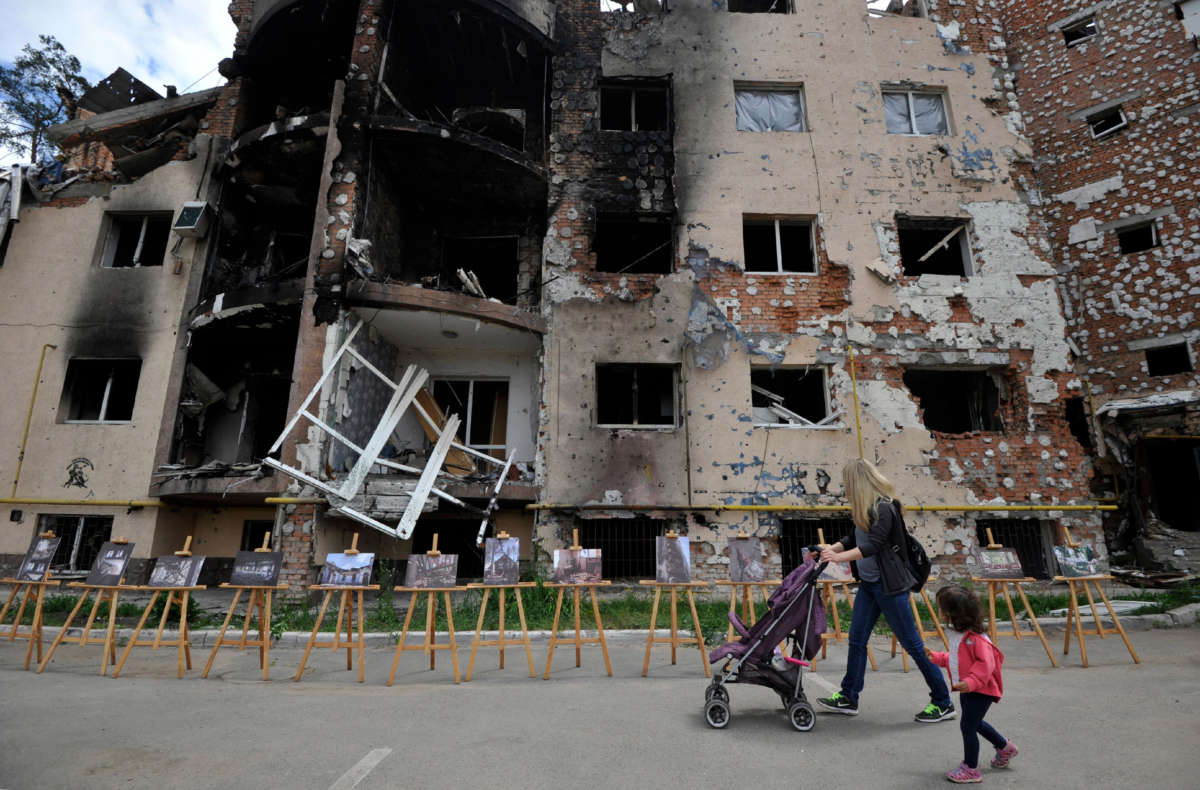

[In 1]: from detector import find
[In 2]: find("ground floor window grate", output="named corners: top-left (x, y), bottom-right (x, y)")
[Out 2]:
top-left (779, 518), bottom-right (854, 574)
top-left (36, 514), bottom-right (113, 573)
top-left (975, 519), bottom-right (1052, 580)
top-left (578, 518), bottom-right (668, 579)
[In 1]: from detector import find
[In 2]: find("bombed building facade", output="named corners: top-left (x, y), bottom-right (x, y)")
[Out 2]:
top-left (3, 0), bottom-right (1193, 589)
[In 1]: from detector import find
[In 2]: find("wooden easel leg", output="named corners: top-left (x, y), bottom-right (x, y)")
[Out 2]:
top-left (238, 589), bottom-right (254, 649)
top-left (1081, 580), bottom-right (1106, 639)
top-left (1063, 583), bottom-right (1075, 655)
top-left (178, 591), bottom-right (192, 678)
top-left (1092, 580), bottom-right (1140, 664)
top-left (987, 582), bottom-right (999, 645)
top-left (444, 591), bottom-right (460, 684)
top-left (543, 587), bottom-right (564, 680)
top-left (427, 592), bottom-right (437, 671)
top-left (344, 591), bottom-right (354, 671)
top-left (1069, 581), bottom-right (1089, 667)
top-left (515, 589), bottom-right (535, 678)
top-left (262, 590), bottom-right (273, 680)
top-left (0, 583), bottom-right (20, 625)
top-left (295, 590), bottom-right (333, 682)
top-left (203, 589), bottom-right (242, 678)
top-left (253, 590), bottom-right (266, 668)
top-left (642, 586), bottom-right (662, 677)
top-left (79, 589), bottom-right (104, 645)
top-left (669, 586), bottom-right (680, 665)
top-left (23, 583), bottom-right (47, 670)
top-left (725, 585), bottom-right (737, 642)
top-left (572, 587), bottom-right (583, 668)
top-left (498, 587), bottom-right (506, 671)
top-left (104, 589), bottom-right (120, 673)
top-left (743, 585), bottom-right (755, 626)
top-left (826, 583), bottom-right (843, 639)
top-left (9, 583), bottom-right (33, 639)
top-left (152, 591), bottom-right (176, 651)
top-left (1014, 583), bottom-right (1057, 667)
top-left (388, 591), bottom-right (419, 686)
top-left (891, 634), bottom-right (910, 672)
top-left (922, 589), bottom-right (949, 649)
top-left (39, 589), bottom-right (91, 673)
top-left (589, 587), bottom-right (613, 677)
top-left (357, 590), bottom-right (366, 683)
top-left (113, 590), bottom-right (159, 679)
top-left (686, 589), bottom-right (710, 678)
top-left (331, 590), bottom-right (347, 668)
top-left (467, 586), bottom-right (490, 682)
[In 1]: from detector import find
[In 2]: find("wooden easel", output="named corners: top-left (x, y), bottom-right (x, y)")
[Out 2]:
top-left (544, 529), bottom-right (613, 679)
top-left (639, 530), bottom-right (711, 678)
top-left (888, 587), bottom-right (949, 672)
top-left (0, 530), bottom-right (62, 670)
top-left (971, 528), bottom-right (1057, 667)
top-left (37, 535), bottom-right (132, 676)
top-left (389, 533), bottom-right (467, 685)
top-left (713, 532), bottom-right (780, 643)
top-left (113, 536), bottom-right (206, 679)
top-left (811, 529), bottom-right (878, 672)
top-left (1056, 527), bottom-right (1139, 667)
top-left (295, 533), bottom-right (380, 683)
top-left (465, 532), bottom-right (536, 681)
top-left (202, 533), bottom-right (288, 680)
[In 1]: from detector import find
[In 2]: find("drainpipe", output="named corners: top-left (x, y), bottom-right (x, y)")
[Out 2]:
top-left (11, 344), bottom-right (56, 497)
top-left (848, 343), bottom-right (864, 459)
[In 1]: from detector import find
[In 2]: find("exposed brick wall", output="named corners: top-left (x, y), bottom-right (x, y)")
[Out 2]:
top-left (279, 504), bottom-right (316, 595)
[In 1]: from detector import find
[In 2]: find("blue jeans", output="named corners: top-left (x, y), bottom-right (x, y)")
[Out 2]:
top-left (839, 580), bottom-right (951, 708)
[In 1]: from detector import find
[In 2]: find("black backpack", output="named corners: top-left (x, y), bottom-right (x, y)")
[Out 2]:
top-left (891, 501), bottom-right (931, 592)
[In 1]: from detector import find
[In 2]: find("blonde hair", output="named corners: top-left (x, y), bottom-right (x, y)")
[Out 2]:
top-left (842, 458), bottom-right (896, 530)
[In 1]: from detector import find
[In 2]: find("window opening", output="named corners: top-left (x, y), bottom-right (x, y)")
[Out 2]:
top-left (751, 367), bottom-right (836, 427)
top-left (408, 520), bottom-right (486, 580)
top-left (1064, 396), bottom-right (1094, 451)
top-left (1116, 221), bottom-right (1158, 254)
top-left (599, 82), bottom-right (669, 132)
top-left (596, 364), bottom-right (677, 427)
top-left (1087, 106), bottom-right (1127, 139)
top-left (896, 217), bottom-right (972, 276)
top-left (60, 358), bottom-right (142, 423)
top-left (867, 0), bottom-right (927, 17)
top-left (743, 218), bottom-right (815, 273)
top-left (903, 369), bottom-right (1003, 433)
top-left (432, 379), bottom-right (509, 458)
top-left (579, 518), bottom-right (668, 578)
top-left (883, 90), bottom-right (948, 135)
top-left (1145, 343), bottom-right (1193, 377)
top-left (601, 0), bottom-right (665, 11)
top-left (734, 86), bottom-right (806, 132)
top-left (729, 0), bottom-right (792, 11)
top-left (1062, 17), bottom-right (1098, 45)
top-left (101, 213), bottom-right (171, 268)
top-left (594, 215), bottom-right (674, 273)
top-left (442, 236), bottom-right (520, 304)
top-left (779, 518), bottom-right (853, 574)
top-left (240, 520), bottom-right (275, 552)
top-left (1144, 439), bottom-right (1200, 531)
top-left (37, 514), bottom-right (113, 574)
top-left (975, 519), bottom-right (1052, 579)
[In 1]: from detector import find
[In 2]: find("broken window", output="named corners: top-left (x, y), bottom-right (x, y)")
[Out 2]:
top-left (1062, 17), bottom-right (1099, 46)
top-left (1179, 1), bottom-right (1200, 39)
top-left (408, 521), bottom-right (485, 580)
top-left (37, 515), bottom-right (113, 574)
top-left (596, 364), bottom-right (677, 427)
top-left (883, 90), bottom-right (949, 136)
top-left (601, 0), bottom-right (666, 11)
top-left (743, 218), bottom-right (816, 273)
top-left (1145, 343), bottom-right (1193, 377)
top-left (579, 518), bottom-right (668, 578)
top-left (903, 369), bottom-right (1004, 433)
top-left (975, 520), bottom-right (1052, 579)
top-left (896, 217), bottom-right (972, 276)
top-left (432, 379), bottom-right (509, 457)
top-left (1144, 438), bottom-right (1200, 531)
top-left (1116, 220), bottom-right (1159, 254)
top-left (599, 81), bottom-right (669, 132)
top-left (729, 0), bottom-right (793, 14)
top-left (1064, 396), bottom-right (1094, 451)
top-left (594, 214), bottom-right (674, 273)
top-left (240, 520), bottom-right (275, 552)
top-left (1087, 106), bottom-right (1127, 139)
top-left (59, 358), bottom-right (141, 423)
top-left (751, 367), bottom-right (836, 427)
top-left (734, 85), bottom-right (807, 132)
top-left (442, 236), bottom-right (520, 304)
top-left (100, 213), bottom-right (171, 268)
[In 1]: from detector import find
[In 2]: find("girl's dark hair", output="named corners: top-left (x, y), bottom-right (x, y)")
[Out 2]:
top-left (936, 585), bottom-right (984, 633)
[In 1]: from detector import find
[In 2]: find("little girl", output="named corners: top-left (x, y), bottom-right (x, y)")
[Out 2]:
top-left (927, 585), bottom-right (1018, 783)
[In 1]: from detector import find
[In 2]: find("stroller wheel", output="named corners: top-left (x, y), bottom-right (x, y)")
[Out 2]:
top-left (704, 698), bottom-right (731, 729)
top-left (706, 685), bottom-right (729, 704)
top-left (787, 701), bottom-right (816, 732)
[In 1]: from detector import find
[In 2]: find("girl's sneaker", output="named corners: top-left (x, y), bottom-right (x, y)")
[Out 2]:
top-left (991, 742), bottom-right (1018, 768)
top-left (946, 763), bottom-right (982, 784)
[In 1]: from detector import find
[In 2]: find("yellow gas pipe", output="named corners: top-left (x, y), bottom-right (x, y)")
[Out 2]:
top-left (11, 343), bottom-right (56, 497)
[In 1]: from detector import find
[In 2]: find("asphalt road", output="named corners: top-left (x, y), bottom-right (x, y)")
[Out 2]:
top-left (1, 626), bottom-right (1198, 789)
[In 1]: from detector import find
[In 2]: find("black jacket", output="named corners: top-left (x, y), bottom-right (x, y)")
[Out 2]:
top-left (837, 499), bottom-right (917, 597)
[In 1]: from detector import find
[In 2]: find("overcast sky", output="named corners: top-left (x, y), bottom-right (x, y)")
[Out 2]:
top-left (0, 0), bottom-right (236, 164)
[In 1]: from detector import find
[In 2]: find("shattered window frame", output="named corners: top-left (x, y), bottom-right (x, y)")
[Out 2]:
top-left (1061, 17), bottom-right (1099, 46)
top-left (600, 0), bottom-right (667, 11)
top-left (895, 215), bottom-right (975, 277)
top-left (59, 358), bottom-right (142, 424)
top-left (742, 216), bottom-right (818, 275)
top-left (595, 363), bottom-right (679, 429)
top-left (37, 514), bottom-right (113, 574)
top-left (1087, 105), bottom-right (1127, 139)
top-left (733, 83), bottom-right (808, 133)
top-left (882, 88), bottom-right (950, 136)
top-left (1115, 220), bottom-right (1159, 254)
top-left (431, 378), bottom-right (511, 454)
top-left (728, 0), bottom-right (795, 14)
top-left (598, 80), bottom-right (671, 132)
top-left (1144, 342), bottom-right (1194, 377)
top-left (99, 211), bottom-right (173, 268)
top-left (749, 366), bottom-right (838, 429)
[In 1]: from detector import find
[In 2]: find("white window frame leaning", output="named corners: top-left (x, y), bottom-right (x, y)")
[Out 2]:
top-left (882, 89), bottom-right (950, 136)
top-left (1062, 16), bottom-right (1099, 46)
top-left (1088, 106), bottom-right (1127, 139)
top-left (431, 377), bottom-right (509, 454)
top-left (63, 358), bottom-right (139, 424)
top-left (751, 367), bottom-right (842, 430)
top-left (744, 217), bottom-right (818, 275)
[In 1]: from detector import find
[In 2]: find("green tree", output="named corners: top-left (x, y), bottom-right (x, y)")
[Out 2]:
top-left (0, 35), bottom-right (90, 162)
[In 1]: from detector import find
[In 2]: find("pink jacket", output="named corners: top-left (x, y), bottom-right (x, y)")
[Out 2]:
top-left (929, 631), bottom-right (1005, 698)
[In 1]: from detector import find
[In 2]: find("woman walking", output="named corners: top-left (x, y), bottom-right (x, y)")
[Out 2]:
top-left (816, 458), bottom-right (955, 723)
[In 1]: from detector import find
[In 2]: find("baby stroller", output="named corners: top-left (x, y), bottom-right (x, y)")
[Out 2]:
top-left (704, 557), bottom-right (827, 731)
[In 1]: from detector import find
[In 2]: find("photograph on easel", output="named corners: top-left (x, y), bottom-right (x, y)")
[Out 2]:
top-left (728, 538), bottom-right (764, 582)
top-left (16, 534), bottom-right (61, 582)
top-left (655, 536), bottom-right (691, 583)
top-left (85, 542), bottom-right (135, 586)
top-left (552, 548), bottom-right (602, 584)
top-left (1053, 544), bottom-right (1100, 578)
top-left (404, 554), bottom-right (457, 588)
top-left (483, 538), bottom-right (520, 585)
top-left (977, 547), bottom-right (1025, 579)
top-left (229, 551), bottom-right (283, 586)
top-left (818, 558), bottom-right (855, 583)
top-left (149, 555), bottom-right (207, 587)
top-left (320, 552), bottom-right (376, 586)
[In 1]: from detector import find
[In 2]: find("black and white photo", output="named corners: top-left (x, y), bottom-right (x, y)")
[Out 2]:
top-left (85, 542), bottom-right (135, 586)
top-left (230, 551), bottom-right (284, 586)
top-left (16, 534), bottom-right (61, 582)
top-left (655, 535), bottom-right (690, 584)
top-left (148, 555), bottom-right (206, 588)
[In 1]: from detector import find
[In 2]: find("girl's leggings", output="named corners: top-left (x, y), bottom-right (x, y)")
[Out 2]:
top-left (960, 692), bottom-right (1007, 768)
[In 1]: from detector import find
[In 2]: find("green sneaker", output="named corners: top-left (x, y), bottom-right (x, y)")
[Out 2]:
top-left (816, 691), bottom-right (859, 715)
top-left (915, 701), bottom-right (956, 723)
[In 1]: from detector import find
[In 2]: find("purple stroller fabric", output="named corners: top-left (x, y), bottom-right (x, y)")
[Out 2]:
top-left (709, 557), bottom-right (827, 665)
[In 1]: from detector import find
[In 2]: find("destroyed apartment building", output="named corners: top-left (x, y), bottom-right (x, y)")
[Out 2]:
top-left (0, 0), bottom-right (1195, 591)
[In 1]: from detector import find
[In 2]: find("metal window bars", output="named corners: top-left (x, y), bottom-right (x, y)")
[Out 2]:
top-left (263, 319), bottom-right (514, 544)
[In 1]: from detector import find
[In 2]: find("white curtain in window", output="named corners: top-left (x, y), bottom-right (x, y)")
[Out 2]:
top-left (912, 93), bottom-right (948, 135)
top-left (883, 92), bottom-right (913, 134)
top-left (735, 90), bottom-right (805, 132)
